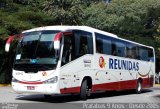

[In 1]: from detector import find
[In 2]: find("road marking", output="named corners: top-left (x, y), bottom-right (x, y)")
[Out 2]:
top-left (155, 84), bottom-right (160, 86)
top-left (0, 84), bottom-right (11, 87)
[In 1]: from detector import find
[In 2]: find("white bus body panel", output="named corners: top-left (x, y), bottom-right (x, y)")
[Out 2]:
top-left (59, 54), bottom-right (94, 93)
top-left (12, 69), bottom-right (60, 94)
top-left (93, 54), bottom-right (155, 90)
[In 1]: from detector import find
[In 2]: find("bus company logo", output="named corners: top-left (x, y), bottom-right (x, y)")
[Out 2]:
top-left (42, 71), bottom-right (47, 76)
top-left (99, 56), bottom-right (106, 68)
top-left (109, 58), bottom-right (139, 71)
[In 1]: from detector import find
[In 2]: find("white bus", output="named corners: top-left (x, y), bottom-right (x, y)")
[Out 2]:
top-left (5, 26), bottom-right (155, 100)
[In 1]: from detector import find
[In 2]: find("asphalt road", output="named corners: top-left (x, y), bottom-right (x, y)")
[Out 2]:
top-left (0, 85), bottom-right (160, 109)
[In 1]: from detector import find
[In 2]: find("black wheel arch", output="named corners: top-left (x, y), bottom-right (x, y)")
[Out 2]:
top-left (137, 78), bottom-right (143, 84)
top-left (81, 76), bottom-right (92, 90)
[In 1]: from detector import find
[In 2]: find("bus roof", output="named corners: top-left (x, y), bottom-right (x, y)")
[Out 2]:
top-left (23, 25), bottom-right (118, 38)
top-left (23, 25), bottom-right (154, 49)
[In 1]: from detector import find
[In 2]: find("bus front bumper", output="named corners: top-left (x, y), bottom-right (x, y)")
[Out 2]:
top-left (12, 82), bottom-right (60, 94)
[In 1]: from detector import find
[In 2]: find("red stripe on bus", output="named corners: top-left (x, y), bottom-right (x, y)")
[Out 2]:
top-left (60, 77), bottom-right (153, 94)
top-left (19, 81), bottom-right (43, 85)
top-left (54, 32), bottom-right (62, 41)
top-left (60, 87), bottom-right (80, 94)
top-left (6, 36), bottom-right (14, 44)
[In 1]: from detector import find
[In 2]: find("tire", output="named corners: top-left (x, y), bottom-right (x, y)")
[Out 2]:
top-left (44, 94), bottom-right (52, 99)
top-left (135, 80), bottom-right (142, 94)
top-left (80, 79), bottom-right (88, 100)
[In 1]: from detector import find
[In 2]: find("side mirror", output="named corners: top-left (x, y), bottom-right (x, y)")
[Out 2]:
top-left (5, 36), bottom-right (15, 52)
top-left (54, 32), bottom-right (63, 50)
top-left (5, 34), bottom-right (22, 52)
top-left (54, 41), bottom-right (60, 50)
top-left (54, 32), bottom-right (73, 50)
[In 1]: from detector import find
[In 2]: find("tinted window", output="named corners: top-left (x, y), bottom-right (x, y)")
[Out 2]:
top-left (62, 30), bottom-right (93, 66)
top-left (96, 33), bottom-right (126, 57)
top-left (95, 33), bottom-right (154, 62)
top-left (148, 48), bottom-right (154, 62)
top-left (126, 43), bottom-right (138, 59)
top-left (139, 47), bottom-right (154, 62)
top-left (115, 40), bottom-right (126, 57)
top-left (74, 30), bottom-right (93, 57)
top-left (95, 33), bottom-right (112, 55)
top-left (62, 35), bottom-right (73, 65)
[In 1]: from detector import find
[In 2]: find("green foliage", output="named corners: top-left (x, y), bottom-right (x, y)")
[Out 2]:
top-left (83, 0), bottom-right (160, 60)
top-left (42, 0), bottom-right (84, 25)
top-left (0, 0), bottom-right (50, 83)
top-left (84, 0), bottom-right (160, 36)
top-left (0, 28), bottom-right (8, 37)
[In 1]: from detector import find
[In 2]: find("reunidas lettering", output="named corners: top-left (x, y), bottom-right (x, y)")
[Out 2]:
top-left (109, 58), bottom-right (139, 71)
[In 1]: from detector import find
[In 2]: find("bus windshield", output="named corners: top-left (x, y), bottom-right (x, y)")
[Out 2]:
top-left (14, 30), bottom-right (60, 72)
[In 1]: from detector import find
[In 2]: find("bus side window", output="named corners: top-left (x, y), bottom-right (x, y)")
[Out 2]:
top-left (148, 49), bottom-right (154, 62)
top-left (126, 45), bottom-right (132, 58)
top-left (126, 43), bottom-right (138, 59)
top-left (62, 36), bottom-right (73, 65)
top-left (96, 37), bottom-right (102, 53)
top-left (139, 47), bottom-right (154, 62)
top-left (112, 43), bottom-right (117, 56)
top-left (95, 32), bottom-right (112, 55)
top-left (115, 40), bottom-right (126, 57)
top-left (103, 37), bottom-right (112, 55)
top-left (73, 30), bottom-right (93, 59)
top-left (139, 47), bottom-right (148, 61)
top-left (80, 36), bottom-right (88, 56)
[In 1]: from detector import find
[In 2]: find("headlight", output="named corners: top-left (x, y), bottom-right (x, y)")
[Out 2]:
top-left (12, 77), bottom-right (19, 83)
top-left (43, 76), bottom-right (58, 84)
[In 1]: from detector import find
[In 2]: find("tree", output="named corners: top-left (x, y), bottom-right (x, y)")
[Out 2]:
top-left (42, 0), bottom-right (84, 25)
top-left (83, 0), bottom-right (160, 36)
top-left (83, 0), bottom-right (160, 60)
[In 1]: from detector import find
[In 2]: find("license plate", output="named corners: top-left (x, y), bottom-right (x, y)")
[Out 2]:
top-left (27, 86), bottom-right (35, 90)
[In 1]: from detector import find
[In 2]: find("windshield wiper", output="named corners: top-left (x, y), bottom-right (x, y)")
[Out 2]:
top-left (14, 64), bottom-right (54, 72)
top-left (37, 64), bottom-right (54, 70)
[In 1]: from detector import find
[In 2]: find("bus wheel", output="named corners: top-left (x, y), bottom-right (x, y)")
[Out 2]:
top-left (136, 80), bottom-right (142, 94)
top-left (80, 79), bottom-right (88, 100)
